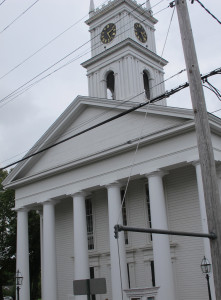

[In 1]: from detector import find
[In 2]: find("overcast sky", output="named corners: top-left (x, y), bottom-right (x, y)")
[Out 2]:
top-left (0, 0), bottom-right (220, 169)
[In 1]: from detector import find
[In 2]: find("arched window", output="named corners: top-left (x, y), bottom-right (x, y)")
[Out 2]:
top-left (106, 71), bottom-right (115, 99)
top-left (143, 70), bottom-right (150, 99)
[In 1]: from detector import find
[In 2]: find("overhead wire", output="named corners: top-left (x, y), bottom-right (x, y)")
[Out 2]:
top-left (0, 68), bottom-right (186, 165)
top-left (203, 82), bottom-right (221, 101)
top-left (0, 0), bottom-right (177, 167)
top-left (192, 0), bottom-right (221, 25)
top-left (153, 4), bottom-right (171, 16)
top-left (0, 1), bottom-right (149, 105)
top-left (0, 0), bottom-right (171, 107)
top-left (119, 1), bottom-right (176, 219)
top-left (6, 66), bottom-right (221, 171)
top-left (0, 0), bottom-right (40, 35)
top-left (0, 80), bottom-right (191, 170)
top-left (0, 14), bottom-right (88, 80)
top-left (160, 5), bottom-right (175, 58)
top-left (0, 0), bottom-right (7, 6)
top-left (5, 63), bottom-right (218, 171)
top-left (0, 0), bottom-right (112, 80)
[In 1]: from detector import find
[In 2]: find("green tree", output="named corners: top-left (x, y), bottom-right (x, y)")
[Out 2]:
top-left (0, 170), bottom-right (41, 300)
top-left (0, 169), bottom-right (16, 300)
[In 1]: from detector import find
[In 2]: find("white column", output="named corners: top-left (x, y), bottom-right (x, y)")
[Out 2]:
top-left (72, 192), bottom-right (90, 300)
top-left (16, 208), bottom-right (30, 300)
top-left (43, 200), bottom-right (57, 300)
top-left (193, 161), bottom-right (216, 300)
top-left (106, 182), bottom-right (128, 300)
top-left (147, 171), bottom-right (176, 300)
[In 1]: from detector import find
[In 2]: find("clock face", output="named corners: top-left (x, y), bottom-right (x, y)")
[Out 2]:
top-left (134, 23), bottom-right (147, 43)
top-left (101, 23), bottom-right (116, 44)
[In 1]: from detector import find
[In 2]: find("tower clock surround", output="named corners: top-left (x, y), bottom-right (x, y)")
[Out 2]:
top-left (134, 23), bottom-right (147, 43)
top-left (101, 23), bottom-right (117, 44)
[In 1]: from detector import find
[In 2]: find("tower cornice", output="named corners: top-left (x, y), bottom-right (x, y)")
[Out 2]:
top-left (81, 38), bottom-right (168, 69)
top-left (85, 0), bottom-right (157, 26)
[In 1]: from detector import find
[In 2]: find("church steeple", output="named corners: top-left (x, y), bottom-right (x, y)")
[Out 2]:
top-left (82, 0), bottom-right (168, 105)
top-left (146, 0), bottom-right (151, 10)
top-left (89, 0), bottom-right (95, 16)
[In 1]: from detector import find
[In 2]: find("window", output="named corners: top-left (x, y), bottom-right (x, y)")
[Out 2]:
top-left (150, 261), bottom-right (155, 287)
top-left (146, 185), bottom-right (152, 241)
top-left (86, 198), bottom-right (94, 250)
top-left (106, 71), bottom-right (115, 99)
top-left (127, 263), bottom-right (131, 288)
top-left (143, 70), bottom-right (150, 99)
top-left (121, 190), bottom-right (129, 244)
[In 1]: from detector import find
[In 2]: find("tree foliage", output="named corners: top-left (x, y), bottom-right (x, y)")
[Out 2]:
top-left (0, 169), bottom-right (16, 300)
top-left (0, 170), bottom-right (41, 300)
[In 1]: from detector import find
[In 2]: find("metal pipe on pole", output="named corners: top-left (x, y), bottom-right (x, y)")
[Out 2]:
top-left (175, 0), bottom-right (221, 298)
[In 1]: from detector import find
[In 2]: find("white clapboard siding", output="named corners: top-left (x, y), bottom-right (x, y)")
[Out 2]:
top-left (126, 179), bottom-right (149, 248)
top-left (165, 166), bottom-right (208, 300)
top-left (55, 198), bottom-right (74, 300)
top-left (93, 189), bottom-right (110, 253)
top-left (25, 105), bottom-right (186, 177)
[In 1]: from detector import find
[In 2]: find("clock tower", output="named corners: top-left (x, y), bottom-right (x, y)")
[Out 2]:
top-left (82, 0), bottom-right (168, 104)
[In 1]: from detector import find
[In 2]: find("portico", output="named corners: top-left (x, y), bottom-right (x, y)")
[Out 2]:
top-left (14, 157), bottom-right (221, 300)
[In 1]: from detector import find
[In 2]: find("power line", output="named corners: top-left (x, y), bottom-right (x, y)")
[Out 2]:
top-left (153, 3), bottom-right (170, 16)
top-left (0, 14), bottom-right (88, 80)
top-left (0, 1), bottom-right (148, 106)
top-left (0, 0), bottom-right (7, 6)
top-left (0, 0), bottom-right (112, 80)
top-left (1, 81), bottom-right (189, 170)
top-left (1, 66), bottom-right (219, 170)
top-left (1, 68), bottom-right (186, 165)
top-left (0, 1), bottom-right (171, 107)
top-left (210, 108), bottom-right (221, 114)
top-left (192, 0), bottom-right (221, 25)
top-left (159, 5), bottom-right (175, 58)
top-left (0, 0), bottom-right (40, 35)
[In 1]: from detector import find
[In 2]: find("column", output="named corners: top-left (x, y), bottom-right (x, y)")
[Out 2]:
top-left (16, 208), bottom-right (30, 300)
top-left (43, 200), bottom-right (57, 300)
top-left (147, 171), bottom-right (176, 300)
top-left (193, 161), bottom-right (216, 300)
top-left (106, 182), bottom-right (128, 300)
top-left (72, 192), bottom-right (90, 300)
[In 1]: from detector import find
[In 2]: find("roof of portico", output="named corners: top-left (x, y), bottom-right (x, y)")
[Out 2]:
top-left (3, 95), bottom-right (221, 190)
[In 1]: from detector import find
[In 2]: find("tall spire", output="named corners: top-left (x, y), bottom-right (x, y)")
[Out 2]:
top-left (146, 0), bottom-right (151, 10)
top-left (89, 0), bottom-right (95, 16)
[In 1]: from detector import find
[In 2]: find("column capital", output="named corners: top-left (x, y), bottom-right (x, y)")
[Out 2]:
top-left (145, 170), bottom-right (168, 179)
top-left (15, 207), bottom-right (30, 213)
top-left (43, 199), bottom-right (59, 206)
top-left (191, 160), bottom-right (200, 167)
top-left (70, 191), bottom-right (87, 198)
top-left (105, 181), bottom-right (122, 190)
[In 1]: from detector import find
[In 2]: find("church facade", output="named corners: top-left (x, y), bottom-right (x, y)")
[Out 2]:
top-left (3, 1), bottom-right (221, 300)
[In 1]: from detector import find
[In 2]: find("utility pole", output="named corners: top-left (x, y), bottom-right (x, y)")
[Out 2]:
top-left (175, 0), bottom-right (221, 298)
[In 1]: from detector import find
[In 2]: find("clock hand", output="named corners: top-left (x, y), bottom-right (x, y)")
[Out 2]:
top-left (107, 29), bottom-right (114, 38)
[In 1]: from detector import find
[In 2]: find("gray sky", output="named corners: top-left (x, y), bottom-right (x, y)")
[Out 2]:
top-left (0, 0), bottom-right (220, 168)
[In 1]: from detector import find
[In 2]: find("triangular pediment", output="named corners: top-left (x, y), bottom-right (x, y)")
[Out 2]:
top-left (4, 96), bottom-right (196, 187)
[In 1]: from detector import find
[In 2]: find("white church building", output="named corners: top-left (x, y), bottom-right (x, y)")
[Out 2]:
top-left (3, 0), bottom-right (221, 300)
